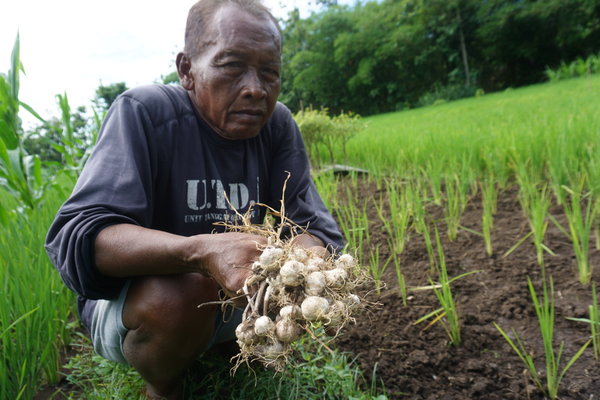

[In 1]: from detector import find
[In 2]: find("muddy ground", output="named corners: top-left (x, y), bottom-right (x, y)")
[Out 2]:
top-left (335, 179), bottom-right (600, 400)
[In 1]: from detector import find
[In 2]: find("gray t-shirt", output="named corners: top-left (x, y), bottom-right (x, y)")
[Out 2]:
top-left (45, 84), bottom-right (344, 330)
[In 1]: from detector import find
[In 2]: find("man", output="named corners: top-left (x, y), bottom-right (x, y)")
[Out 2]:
top-left (45, 0), bottom-right (343, 398)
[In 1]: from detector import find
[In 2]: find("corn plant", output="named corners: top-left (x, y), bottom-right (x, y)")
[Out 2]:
top-left (494, 275), bottom-right (590, 399)
top-left (0, 34), bottom-right (47, 218)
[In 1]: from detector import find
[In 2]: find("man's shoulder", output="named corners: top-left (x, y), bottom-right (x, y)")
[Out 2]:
top-left (116, 84), bottom-right (194, 127)
top-left (267, 102), bottom-right (294, 130)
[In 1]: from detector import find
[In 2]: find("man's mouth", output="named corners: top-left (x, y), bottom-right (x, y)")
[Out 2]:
top-left (234, 108), bottom-right (264, 116)
top-left (232, 109), bottom-right (265, 124)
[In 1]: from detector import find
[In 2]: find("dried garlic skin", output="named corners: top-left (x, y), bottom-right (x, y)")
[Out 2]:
top-left (324, 268), bottom-right (348, 289)
top-left (275, 319), bottom-right (302, 343)
top-left (259, 247), bottom-right (285, 272)
top-left (280, 260), bottom-right (304, 287)
top-left (301, 296), bottom-right (330, 321)
top-left (305, 271), bottom-right (326, 296)
top-left (254, 315), bottom-right (275, 336)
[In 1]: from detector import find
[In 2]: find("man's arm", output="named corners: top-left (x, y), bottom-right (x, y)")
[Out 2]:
top-left (95, 224), bottom-right (266, 298)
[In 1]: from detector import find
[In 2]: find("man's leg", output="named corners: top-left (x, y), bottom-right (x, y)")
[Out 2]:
top-left (122, 273), bottom-right (220, 400)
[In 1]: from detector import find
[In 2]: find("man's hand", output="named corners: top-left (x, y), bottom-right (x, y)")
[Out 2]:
top-left (189, 232), bottom-right (267, 301)
top-left (290, 232), bottom-right (328, 258)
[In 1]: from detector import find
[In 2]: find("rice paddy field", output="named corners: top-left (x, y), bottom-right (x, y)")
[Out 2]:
top-left (320, 74), bottom-right (600, 399)
top-left (2, 74), bottom-right (600, 399)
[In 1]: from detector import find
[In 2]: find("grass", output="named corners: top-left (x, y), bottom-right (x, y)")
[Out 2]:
top-left (58, 333), bottom-right (387, 399)
top-left (0, 183), bottom-right (76, 400)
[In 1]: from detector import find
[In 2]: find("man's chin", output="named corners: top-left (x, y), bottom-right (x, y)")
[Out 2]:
top-left (217, 126), bottom-right (262, 141)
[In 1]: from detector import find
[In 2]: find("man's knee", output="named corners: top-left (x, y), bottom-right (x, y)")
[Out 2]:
top-left (123, 273), bottom-right (220, 334)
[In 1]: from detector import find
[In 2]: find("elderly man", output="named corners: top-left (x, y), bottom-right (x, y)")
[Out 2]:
top-left (45, 0), bottom-right (343, 398)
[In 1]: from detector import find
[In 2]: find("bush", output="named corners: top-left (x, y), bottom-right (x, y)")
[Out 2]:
top-left (294, 109), bottom-right (365, 168)
top-left (545, 53), bottom-right (600, 82)
top-left (416, 84), bottom-right (479, 108)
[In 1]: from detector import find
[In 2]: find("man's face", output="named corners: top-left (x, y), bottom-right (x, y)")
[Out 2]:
top-left (181, 5), bottom-right (281, 140)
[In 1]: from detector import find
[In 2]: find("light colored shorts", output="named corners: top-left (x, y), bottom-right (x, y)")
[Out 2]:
top-left (89, 280), bottom-right (243, 364)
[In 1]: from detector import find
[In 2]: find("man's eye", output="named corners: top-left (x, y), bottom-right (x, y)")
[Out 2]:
top-left (263, 68), bottom-right (280, 78)
top-left (223, 62), bottom-right (244, 69)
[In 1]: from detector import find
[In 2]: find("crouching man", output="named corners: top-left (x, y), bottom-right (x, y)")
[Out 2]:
top-left (45, 1), bottom-right (343, 398)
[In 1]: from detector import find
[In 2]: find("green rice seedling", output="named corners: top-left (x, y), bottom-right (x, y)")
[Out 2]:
top-left (368, 245), bottom-right (391, 295)
top-left (414, 228), bottom-right (478, 346)
top-left (406, 182), bottom-right (436, 268)
top-left (443, 175), bottom-right (469, 241)
top-left (480, 177), bottom-right (497, 255)
top-left (556, 185), bottom-right (597, 284)
top-left (313, 171), bottom-right (339, 210)
top-left (494, 275), bottom-right (590, 399)
top-left (566, 283), bottom-right (600, 361)
top-left (375, 178), bottom-right (411, 255)
top-left (423, 157), bottom-right (444, 206)
top-left (517, 180), bottom-right (551, 266)
top-left (389, 250), bottom-right (408, 306)
top-left (335, 188), bottom-right (369, 258)
top-left (584, 283), bottom-right (598, 361)
top-left (418, 219), bottom-right (436, 273)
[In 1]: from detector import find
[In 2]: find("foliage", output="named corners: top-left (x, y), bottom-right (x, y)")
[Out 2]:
top-left (293, 108), bottom-right (365, 167)
top-left (93, 82), bottom-right (128, 111)
top-left (0, 34), bottom-right (47, 215)
top-left (161, 71), bottom-right (180, 85)
top-left (279, 0), bottom-right (600, 115)
top-left (545, 52), bottom-right (600, 82)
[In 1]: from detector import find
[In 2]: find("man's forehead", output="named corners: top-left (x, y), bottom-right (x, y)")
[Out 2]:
top-left (206, 4), bottom-right (280, 46)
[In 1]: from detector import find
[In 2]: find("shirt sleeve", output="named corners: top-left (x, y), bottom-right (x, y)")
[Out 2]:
top-left (266, 105), bottom-right (345, 252)
top-left (45, 94), bottom-right (157, 300)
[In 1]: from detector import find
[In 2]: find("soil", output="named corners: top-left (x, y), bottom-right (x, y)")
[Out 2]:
top-left (335, 178), bottom-right (600, 400)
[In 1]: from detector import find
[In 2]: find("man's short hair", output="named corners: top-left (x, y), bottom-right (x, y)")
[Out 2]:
top-left (184, 0), bottom-right (281, 59)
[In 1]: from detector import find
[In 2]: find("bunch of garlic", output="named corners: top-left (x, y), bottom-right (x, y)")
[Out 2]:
top-left (235, 247), bottom-right (364, 369)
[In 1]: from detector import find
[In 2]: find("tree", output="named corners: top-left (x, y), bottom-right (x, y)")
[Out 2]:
top-left (94, 82), bottom-right (128, 111)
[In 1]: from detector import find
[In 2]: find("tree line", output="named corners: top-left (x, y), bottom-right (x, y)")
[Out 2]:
top-left (279, 0), bottom-right (600, 115)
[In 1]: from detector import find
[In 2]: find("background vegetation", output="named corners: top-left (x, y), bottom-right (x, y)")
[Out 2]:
top-left (280, 0), bottom-right (600, 115)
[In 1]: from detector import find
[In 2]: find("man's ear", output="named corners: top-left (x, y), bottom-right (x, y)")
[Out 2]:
top-left (176, 52), bottom-right (194, 90)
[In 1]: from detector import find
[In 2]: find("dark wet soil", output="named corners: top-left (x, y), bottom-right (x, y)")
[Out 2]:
top-left (335, 178), bottom-right (600, 400)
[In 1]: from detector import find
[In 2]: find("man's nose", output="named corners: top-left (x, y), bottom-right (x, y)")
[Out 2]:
top-left (241, 70), bottom-right (267, 98)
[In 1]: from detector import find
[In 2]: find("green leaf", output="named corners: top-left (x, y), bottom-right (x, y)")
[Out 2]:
top-left (0, 135), bottom-right (10, 168)
top-left (0, 119), bottom-right (19, 150)
top-left (0, 200), bottom-right (9, 226)
top-left (18, 100), bottom-right (45, 124)
top-left (9, 32), bottom-right (21, 100)
top-left (33, 155), bottom-right (42, 186)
